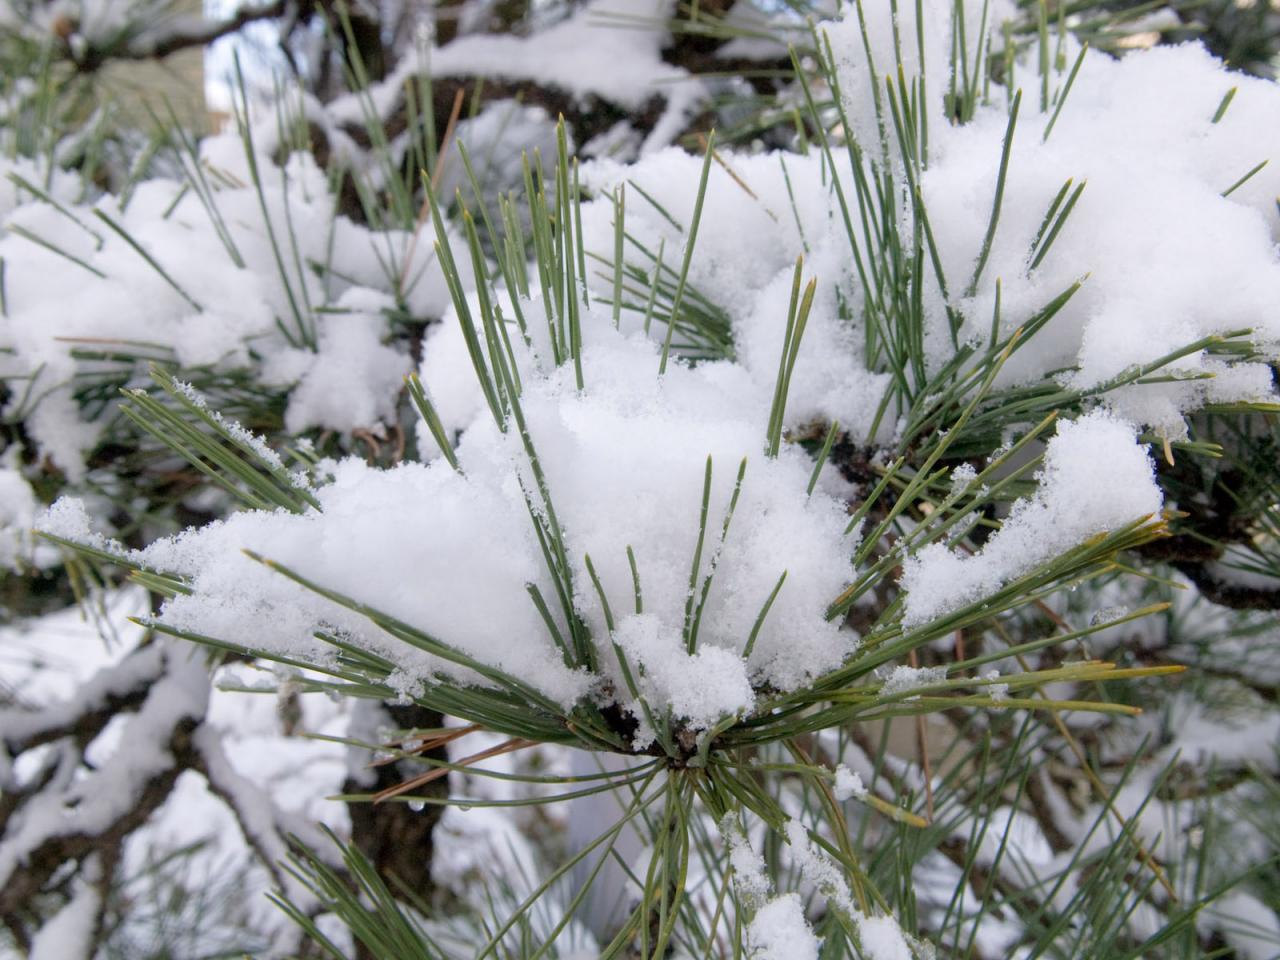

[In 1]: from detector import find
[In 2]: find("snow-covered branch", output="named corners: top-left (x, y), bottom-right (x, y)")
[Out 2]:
top-left (69, 2), bottom-right (289, 72)
top-left (0, 643), bottom-right (164, 755)
top-left (0, 644), bottom-right (208, 918)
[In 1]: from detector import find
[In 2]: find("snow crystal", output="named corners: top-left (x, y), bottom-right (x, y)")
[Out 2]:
top-left (612, 614), bottom-right (755, 729)
top-left (1089, 605), bottom-right (1132, 627)
top-left (980, 670), bottom-right (1010, 704)
top-left (855, 914), bottom-right (916, 960)
top-left (784, 819), bottom-right (856, 917)
top-left (36, 496), bottom-right (115, 553)
top-left (833, 763), bottom-right (867, 801)
top-left (172, 379), bottom-right (293, 477)
top-left (276, 289), bottom-right (412, 435)
top-left (949, 463), bottom-right (978, 497)
top-left (723, 816), bottom-right (771, 905)
top-left (900, 412), bottom-right (1162, 627)
top-left (881, 665), bottom-right (948, 698)
top-left (747, 894), bottom-right (821, 960)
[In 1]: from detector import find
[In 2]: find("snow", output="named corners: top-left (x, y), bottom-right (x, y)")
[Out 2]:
top-left (1202, 553), bottom-right (1280, 594)
top-left (192, 721), bottom-right (330, 906)
top-left (900, 412), bottom-right (1163, 627)
top-left (576, 148), bottom-right (899, 443)
top-left (776, 818), bottom-right (922, 959)
top-left (7, 1), bottom-right (1280, 953)
top-left (0, 142), bottom-right (448, 481)
top-left (172, 377), bottom-right (301, 480)
top-left (0, 587), bottom-right (352, 953)
top-left (0, 463), bottom-right (55, 571)
top-left (1203, 891), bottom-right (1280, 960)
top-left (980, 669), bottom-right (1010, 703)
top-left (1158, 693), bottom-right (1280, 772)
top-left (723, 815), bottom-right (771, 903)
top-left (34, 495), bottom-right (118, 554)
top-left (0, 641), bottom-right (164, 751)
top-left (565, 15), bottom-right (1280, 450)
top-left (612, 614), bottom-right (756, 730)
top-left (925, 40), bottom-right (1280, 431)
top-left (44, 324), bottom-right (858, 732)
top-left (784, 819), bottom-right (855, 916)
top-left (913, 851), bottom-right (1025, 958)
top-left (274, 288), bottom-right (412, 435)
top-left (339, 0), bottom-right (687, 115)
top-left (28, 868), bottom-right (102, 960)
top-left (724, 818), bottom-right (823, 960)
top-left (949, 462), bottom-right (978, 497)
top-left (880, 664), bottom-right (948, 697)
top-left (975, 806), bottom-right (1055, 870)
top-left (827, 0), bottom-right (1015, 158)
top-left (435, 100), bottom-right (562, 206)
top-left (431, 742), bottom-right (604, 956)
top-left (305, 0), bottom-right (708, 162)
top-left (0, 639), bottom-right (210, 893)
top-left (0, 155), bottom-right (83, 223)
top-left (833, 763), bottom-right (866, 801)
top-left (747, 894), bottom-right (821, 960)
top-left (856, 914), bottom-right (915, 960)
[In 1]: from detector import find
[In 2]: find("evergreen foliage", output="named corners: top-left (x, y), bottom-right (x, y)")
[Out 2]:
top-left (1, 2), bottom-right (1278, 958)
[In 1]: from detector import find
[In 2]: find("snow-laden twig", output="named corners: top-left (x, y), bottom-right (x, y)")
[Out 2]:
top-left (0, 643), bottom-right (208, 916)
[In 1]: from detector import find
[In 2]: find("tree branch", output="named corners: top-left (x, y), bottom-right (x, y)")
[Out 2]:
top-left (72, 1), bottom-right (288, 72)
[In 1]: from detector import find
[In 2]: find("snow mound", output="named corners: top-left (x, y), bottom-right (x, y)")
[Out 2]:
top-left (900, 412), bottom-right (1162, 626)
top-left (44, 326), bottom-right (858, 732)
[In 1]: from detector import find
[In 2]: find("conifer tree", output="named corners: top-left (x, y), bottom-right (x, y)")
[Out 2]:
top-left (1, 2), bottom-right (1278, 957)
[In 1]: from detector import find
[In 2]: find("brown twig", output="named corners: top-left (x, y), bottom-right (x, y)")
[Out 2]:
top-left (397, 88), bottom-right (465, 300)
top-left (372, 736), bottom-right (536, 803)
top-left (908, 648), bottom-right (936, 823)
top-left (368, 722), bottom-right (482, 768)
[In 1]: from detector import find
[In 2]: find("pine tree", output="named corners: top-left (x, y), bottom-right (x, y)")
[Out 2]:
top-left (1, 2), bottom-right (1278, 957)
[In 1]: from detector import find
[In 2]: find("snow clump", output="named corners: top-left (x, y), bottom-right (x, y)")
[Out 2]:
top-left (900, 411), bottom-right (1163, 627)
top-left (0, 140), bottom-right (452, 481)
top-left (42, 324), bottom-right (858, 733)
top-left (567, 3), bottom-right (1280, 444)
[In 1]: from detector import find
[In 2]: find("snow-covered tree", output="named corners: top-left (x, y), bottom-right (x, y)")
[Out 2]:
top-left (2, 1), bottom-right (1279, 957)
